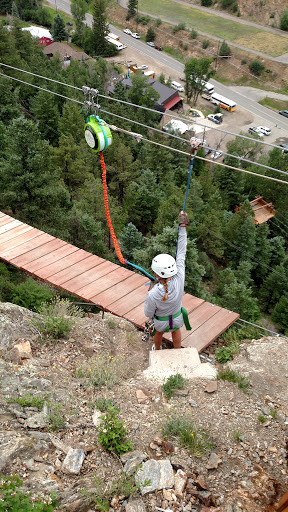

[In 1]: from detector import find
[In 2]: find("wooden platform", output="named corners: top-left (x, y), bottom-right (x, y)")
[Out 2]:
top-left (0, 213), bottom-right (239, 352)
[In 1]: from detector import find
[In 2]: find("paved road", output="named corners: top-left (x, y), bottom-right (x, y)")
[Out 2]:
top-left (118, 0), bottom-right (288, 63)
top-left (50, 0), bottom-right (288, 132)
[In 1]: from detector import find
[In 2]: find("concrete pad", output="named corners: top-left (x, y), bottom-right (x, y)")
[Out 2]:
top-left (143, 347), bottom-right (217, 382)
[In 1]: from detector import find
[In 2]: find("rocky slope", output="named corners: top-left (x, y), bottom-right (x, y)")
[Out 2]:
top-left (0, 302), bottom-right (287, 511)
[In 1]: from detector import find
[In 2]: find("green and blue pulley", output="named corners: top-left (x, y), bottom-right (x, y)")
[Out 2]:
top-left (84, 115), bottom-right (112, 152)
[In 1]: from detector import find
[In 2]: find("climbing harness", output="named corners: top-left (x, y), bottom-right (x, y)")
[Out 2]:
top-left (142, 318), bottom-right (155, 342)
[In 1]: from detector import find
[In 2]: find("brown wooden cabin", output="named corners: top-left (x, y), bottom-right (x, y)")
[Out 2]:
top-left (235, 196), bottom-right (275, 225)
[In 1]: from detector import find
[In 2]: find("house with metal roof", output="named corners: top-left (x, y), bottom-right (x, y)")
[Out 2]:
top-left (108, 77), bottom-right (182, 111)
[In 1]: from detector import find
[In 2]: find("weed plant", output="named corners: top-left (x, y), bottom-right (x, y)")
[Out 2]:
top-left (83, 472), bottom-right (144, 512)
top-left (215, 341), bottom-right (239, 363)
top-left (48, 404), bottom-right (66, 431)
top-left (163, 416), bottom-right (213, 456)
top-left (33, 298), bottom-right (83, 340)
top-left (217, 368), bottom-right (251, 393)
top-left (0, 474), bottom-right (58, 511)
top-left (74, 353), bottom-right (135, 389)
top-left (98, 406), bottom-right (133, 455)
top-left (269, 408), bottom-right (278, 419)
top-left (220, 324), bottom-right (259, 343)
top-left (162, 374), bottom-right (185, 400)
top-left (258, 414), bottom-right (266, 423)
top-left (94, 397), bottom-right (115, 412)
top-left (232, 430), bottom-right (243, 442)
top-left (8, 392), bottom-right (48, 410)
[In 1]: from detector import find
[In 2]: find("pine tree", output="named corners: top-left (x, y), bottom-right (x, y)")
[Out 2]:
top-left (219, 40), bottom-right (231, 57)
top-left (91, 0), bottom-right (109, 56)
top-left (119, 223), bottom-right (144, 261)
top-left (220, 281), bottom-right (260, 321)
top-left (146, 26), bottom-right (155, 42)
top-left (127, 0), bottom-right (137, 19)
top-left (0, 0), bottom-right (12, 14)
top-left (52, 13), bottom-right (66, 42)
top-left (272, 296), bottom-right (288, 333)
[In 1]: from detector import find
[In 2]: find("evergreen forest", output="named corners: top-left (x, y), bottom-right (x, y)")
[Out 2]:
top-left (0, 10), bottom-right (288, 334)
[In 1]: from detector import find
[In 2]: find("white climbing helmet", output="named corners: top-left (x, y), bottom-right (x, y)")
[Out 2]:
top-left (151, 254), bottom-right (177, 278)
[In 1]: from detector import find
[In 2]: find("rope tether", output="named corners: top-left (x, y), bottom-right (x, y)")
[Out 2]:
top-left (175, 141), bottom-right (199, 256)
top-left (100, 151), bottom-right (125, 264)
top-left (99, 151), bottom-right (155, 280)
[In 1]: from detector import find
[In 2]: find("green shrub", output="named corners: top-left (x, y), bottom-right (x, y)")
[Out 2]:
top-left (0, 474), bottom-right (58, 511)
top-left (280, 9), bottom-right (288, 31)
top-left (202, 39), bottom-right (210, 49)
top-left (201, 0), bottom-right (212, 5)
top-left (271, 295), bottom-right (288, 334)
top-left (249, 60), bottom-right (265, 76)
top-left (162, 374), bottom-right (185, 400)
top-left (219, 40), bottom-right (232, 57)
top-left (241, 58), bottom-right (247, 65)
top-left (98, 406), bottom-right (133, 455)
top-left (258, 414), bottom-right (266, 423)
top-left (163, 416), bottom-right (213, 456)
top-left (33, 298), bottom-right (83, 339)
top-left (217, 368), bottom-right (251, 393)
top-left (215, 341), bottom-right (239, 363)
top-left (172, 22), bottom-right (186, 33)
top-left (155, 18), bottom-right (162, 26)
top-left (190, 29), bottom-right (198, 39)
top-left (11, 278), bottom-right (55, 312)
top-left (146, 26), bottom-right (156, 42)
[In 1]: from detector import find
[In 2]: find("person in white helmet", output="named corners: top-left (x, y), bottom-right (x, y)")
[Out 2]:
top-left (144, 211), bottom-right (191, 350)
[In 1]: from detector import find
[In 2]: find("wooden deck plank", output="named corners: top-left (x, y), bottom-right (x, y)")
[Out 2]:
top-left (182, 309), bottom-right (240, 352)
top-left (58, 260), bottom-right (116, 290)
top-left (37, 250), bottom-right (94, 280)
top-left (0, 215), bottom-right (15, 227)
top-left (0, 224), bottom-right (33, 243)
top-left (182, 294), bottom-right (205, 313)
top-left (90, 273), bottom-right (146, 305)
top-left (1, 231), bottom-right (52, 259)
top-left (162, 301), bottom-right (221, 344)
top-left (26, 244), bottom-right (79, 274)
top-left (124, 301), bottom-right (147, 327)
top-left (10, 238), bottom-right (66, 267)
top-left (0, 219), bottom-right (22, 234)
top-left (108, 284), bottom-right (148, 316)
top-left (76, 265), bottom-right (133, 299)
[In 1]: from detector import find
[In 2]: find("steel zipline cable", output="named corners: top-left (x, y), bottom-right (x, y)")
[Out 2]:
top-left (1, 69), bottom-right (288, 185)
top-left (0, 61), bottom-right (286, 153)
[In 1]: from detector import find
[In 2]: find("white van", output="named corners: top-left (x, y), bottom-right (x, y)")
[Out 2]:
top-left (171, 81), bottom-right (184, 92)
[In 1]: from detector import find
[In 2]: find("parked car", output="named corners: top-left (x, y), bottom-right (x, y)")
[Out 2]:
top-left (146, 41), bottom-right (155, 47)
top-left (257, 126), bottom-right (271, 136)
top-left (171, 81), bottom-right (184, 92)
top-left (131, 32), bottom-right (140, 39)
top-left (123, 28), bottom-right (131, 34)
top-left (204, 147), bottom-right (212, 156)
top-left (248, 127), bottom-right (264, 138)
top-left (155, 45), bottom-right (162, 50)
top-left (138, 64), bottom-right (148, 70)
top-left (280, 143), bottom-right (288, 154)
top-left (279, 110), bottom-right (288, 118)
top-left (211, 150), bottom-right (223, 160)
top-left (207, 113), bottom-right (223, 124)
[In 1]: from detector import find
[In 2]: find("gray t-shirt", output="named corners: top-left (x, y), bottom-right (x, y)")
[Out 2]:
top-left (144, 227), bottom-right (187, 332)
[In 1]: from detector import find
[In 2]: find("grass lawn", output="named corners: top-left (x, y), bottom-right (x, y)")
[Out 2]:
top-left (259, 97), bottom-right (288, 111)
top-left (138, 0), bottom-right (288, 57)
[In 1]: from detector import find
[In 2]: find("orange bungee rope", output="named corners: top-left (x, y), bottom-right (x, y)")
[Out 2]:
top-left (99, 151), bottom-right (125, 265)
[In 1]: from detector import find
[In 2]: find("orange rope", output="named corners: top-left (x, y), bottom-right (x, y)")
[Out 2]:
top-left (100, 151), bottom-right (125, 265)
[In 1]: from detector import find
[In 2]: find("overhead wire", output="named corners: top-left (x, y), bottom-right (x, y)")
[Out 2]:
top-left (0, 61), bottom-right (286, 153)
top-left (1, 69), bottom-right (288, 185)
